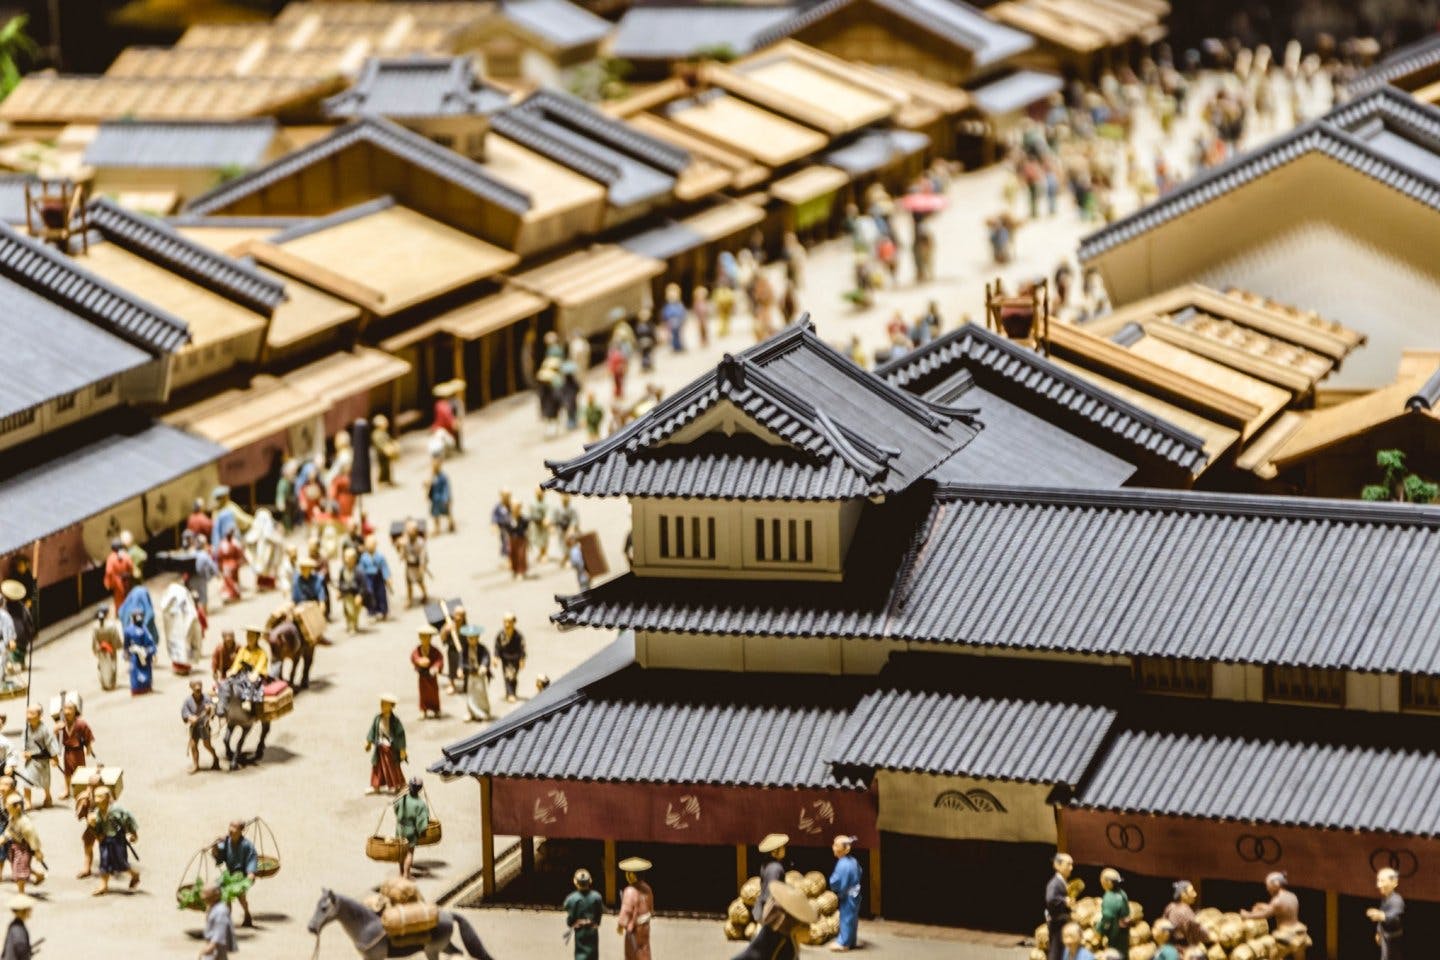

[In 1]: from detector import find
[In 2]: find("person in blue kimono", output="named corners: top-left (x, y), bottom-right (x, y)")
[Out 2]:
top-left (119, 588), bottom-right (158, 696)
top-left (828, 834), bottom-right (862, 951)
top-left (357, 536), bottom-right (391, 620)
top-left (291, 556), bottom-right (329, 619)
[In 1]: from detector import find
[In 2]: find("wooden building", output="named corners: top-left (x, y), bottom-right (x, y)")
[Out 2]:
top-left (1079, 87), bottom-right (1440, 390)
top-left (988, 0), bottom-right (1170, 78)
top-left (468, 0), bottom-right (613, 91)
top-left (434, 321), bottom-right (1440, 958)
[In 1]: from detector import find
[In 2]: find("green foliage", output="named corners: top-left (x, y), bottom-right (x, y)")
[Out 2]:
top-left (175, 869), bottom-right (254, 910)
top-left (568, 57), bottom-right (634, 103)
top-left (0, 15), bottom-right (37, 101)
top-left (214, 164), bottom-right (249, 185)
top-left (1362, 449), bottom-right (1439, 503)
top-left (693, 43), bottom-right (737, 63)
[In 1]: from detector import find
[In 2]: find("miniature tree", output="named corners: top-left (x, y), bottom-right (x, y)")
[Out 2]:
top-left (1361, 449), bottom-right (1439, 503)
top-left (0, 16), bottom-right (37, 100)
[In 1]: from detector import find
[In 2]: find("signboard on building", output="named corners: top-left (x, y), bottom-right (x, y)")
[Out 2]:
top-left (876, 771), bottom-right (1058, 843)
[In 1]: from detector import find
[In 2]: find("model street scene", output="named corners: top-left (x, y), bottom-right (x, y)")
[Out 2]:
top-left (2, 0), bottom-right (1440, 958)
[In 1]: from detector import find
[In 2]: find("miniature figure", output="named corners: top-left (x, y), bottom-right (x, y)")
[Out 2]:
top-left (427, 459), bottom-right (454, 536)
top-left (1097, 867), bottom-right (1129, 957)
top-left (212, 820), bottom-right (258, 927)
top-left (494, 614), bottom-right (525, 703)
top-left (412, 627), bottom-right (443, 720)
top-left (392, 778), bottom-right (429, 880)
top-left (199, 882), bottom-right (237, 959)
top-left (87, 786), bottom-right (139, 896)
top-left (372, 414), bottom-right (399, 487)
top-left (828, 835), bottom-right (862, 952)
top-left (564, 868), bottom-right (603, 960)
top-left (733, 880), bottom-right (816, 960)
top-left (459, 625), bottom-right (491, 723)
top-left (1044, 853), bottom-right (1073, 960)
top-left (754, 833), bottom-right (788, 922)
top-left (365, 694), bottom-right (407, 796)
top-left (1366, 868), bottom-right (1404, 960)
top-left (617, 857), bottom-right (654, 960)
top-left (2, 794), bottom-right (41, 894)
top-left (182, 679), bottom-right (219, 774)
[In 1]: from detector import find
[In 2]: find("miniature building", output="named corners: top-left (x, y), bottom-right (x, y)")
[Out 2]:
top-left (81, 119), bottom-right (287, 211)
top-left (1344, 31), bottom-right (1440, 104)
top-left (1079, 86), bottom-right (1440, 389)
top-left (434, 321), bottom-right (1440, 956)
top-left (467, 0), bottom-right (612, 91)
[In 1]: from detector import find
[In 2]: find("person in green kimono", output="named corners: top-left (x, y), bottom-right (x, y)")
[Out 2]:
top-left (1097, 867), bottom-right (1130, 956)
top-left (393, 777), bottom-right (429, 879)
top-left (364, 694), bottom-right (406, 795)
top-left (564, 868), bottom-right (604, 960)
top-left (1151, 919), bottom-right (1180, 960)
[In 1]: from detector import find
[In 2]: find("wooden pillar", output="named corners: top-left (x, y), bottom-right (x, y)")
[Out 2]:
top-left (736, 844), bottom-right (748, 890)
top-left (520, 835), bottom-right (535, 875)
top-left (1325, 889), bottom-right (1339, 960)
top-left (479, 333), bottom-right (493, 406)
top-left (1054, 805), bottom-right (1067, 853)
top-left (479, 776), bottom-right (496, 897)
top-left (505, 325), bottom-right (517, 397)
top-left (603, 838), bottom-right (617, 907)
top-left (451, 335), bottom-right (464, 387)
top-left (869, 836), bottom-right (882, 918)
top-left (76, 572), bottom-right (83, 610)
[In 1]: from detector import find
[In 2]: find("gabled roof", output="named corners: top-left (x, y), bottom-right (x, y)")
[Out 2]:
top-left (753, 0), bottom-right (1032, 68)
top-left (86, 198), bottom-right (286, 315)
top-left (1267, 366), bottom-right (1440, 468)
top-left (521, 90), bottom-right (690, 175)
top-left (185, 115), bottom-right (532, 216)
top-left (556, 483), bottom-right (1440, 675)
top-left (1345, 33), bottom-right (1440, 98)
top-left (323, 56), bottom-right (511, 119)
top-left (83, 119), bottom-right (278, 169)
top-left (611, 5), bottom-right (798, 60)
top-left (498, 0), bottom-right (612, 49)
top-left (877, 323), bottom-right (1208, 476)
top-left (1076, 728), bottom-right (1440, 836)
top-left (0, 221), bottom-right (190, 355)
top-left (1080, 87), bottom-right (1440, 261)
top-left (833, 688), bottom-right (1114, 785)
top-left (433, 637), bottom-right (864, 789)
top-left (546, 320), bottom-right (977, 499)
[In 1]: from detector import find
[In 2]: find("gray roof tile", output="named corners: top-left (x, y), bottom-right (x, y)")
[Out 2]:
top-left (877, 324), bottom-right (1208, 475)
top-left (500, 0), bottom-right (612, 48)
top-left (185, 116), bottom-right (532, 216)
top-left (833, 690), bottom-right (1114, 784)
top-left (0, 421), bottom-right (224, 555)
top-left (556, 483), bottom-right (1440, 675)
top-left (0, 221), bottom-right (190, 355)
top-left (1076, 729), bottom-right (1440, 836)
top-left (611, 6), bottom-right (798, 60)
top-left (968, 69), bottom-right (1064, 116)
top-left (83, 119), bottom-right (276, 169)
top-left (324, 56), bottom-right (511, 119)
top-left (1345, 35), bottom-right (1440, 97)
top-left (754, 0), bottom-right (1031, 66)
top-left (87, 197), bottom-right (286, 314)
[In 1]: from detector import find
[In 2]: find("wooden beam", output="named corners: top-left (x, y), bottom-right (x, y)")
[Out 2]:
top-left (241, 240), bottom-right (388, 314)
top-left (479, 776), bottom-right (495, 897)
top-left (603, 838), bottom-right (617, 907)
top-left (869, 835), bottom-right (882, 918)
top-left (1325, 889), bottom-right (1338, 960)
top-left (736, 844), bottom-right (748, 893)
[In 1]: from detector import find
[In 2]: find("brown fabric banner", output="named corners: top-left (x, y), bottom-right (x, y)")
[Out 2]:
top-left (217, 432), bottom-right (287, 487)
top-left (492, 778), bottom-right (878, 847)
top-left (35, 525), bottom-right (86, 585)
top-left (1062, 807), bottom-right (1440, 900)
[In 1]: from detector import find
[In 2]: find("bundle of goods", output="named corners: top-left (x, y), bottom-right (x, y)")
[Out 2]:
top-left (723, 871), bottom-right (840, 943)
top-left (364, 877), bottom-right (440, 941)
top-left (257, 678), bottom-right (293, 722)
top-left (1031, 903), bottom-right (1310, 960)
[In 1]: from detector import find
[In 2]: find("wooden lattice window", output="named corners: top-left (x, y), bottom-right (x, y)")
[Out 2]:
top-left (1136, 658), bottom-right (1212, 696)
top-left (1264, 666), bottom-right (1345, 706)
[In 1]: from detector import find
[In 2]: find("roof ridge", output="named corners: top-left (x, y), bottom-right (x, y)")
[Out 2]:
top-left (1347, 37), bottom-right (1440, 95)
top-left (87, 197), bottom-right (285, 314)
top-left (934, 481), bottom-right (1440, 528)
top-left (0, 221), bottom-right (190, 355)
top-left (185, 115), bottom-right (531, 216)
top-left (490, 109), bottom-right (624, 185)
top-left (265, 196), bottom-right (397, 244)
top-left (523, 89), bottom-right (691, 174)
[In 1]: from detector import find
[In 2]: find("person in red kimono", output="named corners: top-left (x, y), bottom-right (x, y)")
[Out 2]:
top-left (617, 857), bottom-right (654, 960)
top-left (410, 627), bottom-right (443, 720)
top-left (329, 472), bottom-right (354, 521)
top-left (215, 530), bottom-right (246, 603)
top-left (102, 540), bottom-right (134, 612)
top-left (433, 394), bottom-right (457, 443)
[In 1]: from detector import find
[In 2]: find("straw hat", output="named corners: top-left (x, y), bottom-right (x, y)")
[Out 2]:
top-left (618, 857), bottom-right (651, 873)
top-left (3, 793), bottom-right (20, 809)
top-left (379, 692), bottom-right (398, 705)
top-left (0, 581), bottom-right (23, 603)
top-left (8, 894), bottom-right (34, 913)
top-left (765, 881), bottom-right (817, 924)
top-left (245, 626), bottom-right (267, 641)
top-left (417, 625), bottom-right (438, 639)
top-left (298, 556), bottom-right (318, 570)
top-left (758, 833), bottom-right (789, 855)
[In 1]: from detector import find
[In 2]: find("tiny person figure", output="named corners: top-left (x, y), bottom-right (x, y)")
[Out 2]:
top-left (3, 893), bottom-right (34, 960)
top-left (88, 785), bottom-right (139, 896)
top-left (182, 680), bottom-right (219, 773)
top-left (364, 694), bottom-right (406, 796)
top-left (565, 868), bottom-right (604, 960)
top-left (199, 881), bottom-right (237, 960)
top-left (733, 880), bottom-right (816, 960)
top-left (828, 834), bottom-right (862, 951)
top-left (393, 777), bottom-right (429, 880)
top-left (1366, 867), bottom-right (1404, 960)
top-left (495, 613), bottom-right (526, 703)
top-left (55, 701), bottom-right (94, 801)
top-left (211, 820), bottom-right (257, 928)
top-left (1097, 867), bottom-right (1130, 957)
top-left (1, 795), bottom-right (42, 894)
top-left (411, 627), bottom-right (443, 720)
top-left (616, 857), bottom-right (654, 960)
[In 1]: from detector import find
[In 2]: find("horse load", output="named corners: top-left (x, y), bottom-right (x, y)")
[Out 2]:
top-left (365, 877), bottom-right (439, 942)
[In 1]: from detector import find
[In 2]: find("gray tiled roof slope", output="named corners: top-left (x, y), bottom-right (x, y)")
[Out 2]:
top-left (500, 0), bottom-right (612, 48)
top-left (0, 221), bottom-right (189, 354)
top-left (876, 323), bottom-right (1208, 474)
top-left (832, 690), bottom-right (1114, 785)
top-left (753, 0), bottom-right (1031, 66)
top-left (611, 6), bottom-right (797, 60)
top-left (185, 116), bottom-right (531, 216)
top-left (546, 321), bottom-right (977, 499)
top-left (1075, 729), bottom-right (1440, 836)
top-left (0, 421), bottom-right (223, 555)
top-left (87, 198), bottom-right (286, 314)
top-left (489, 110), bottom-right (624, 186)
top-left (323, 57), bottom-right (511, 119)
top-left (83, 119), bottom-right (276, 169)
top-left (556, 483), bottom-right (1440, 674)
top-left (433, 667), bottom-right (863, 788)
top-left (1079, 87), bottom-right (1440, 262)
top-left (521, 91), bottom-right (690, 175)
top-left (1345, 33), bottom-right (1440, 97)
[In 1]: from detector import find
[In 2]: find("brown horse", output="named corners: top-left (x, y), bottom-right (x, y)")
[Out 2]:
top-left (265, 605), bottom-right (317, 690)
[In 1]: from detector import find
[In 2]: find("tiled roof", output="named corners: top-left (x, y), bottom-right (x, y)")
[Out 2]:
top-left (0, 420), bottom-right (223, 555)
top-left (0, 221), bottom-right (190, 355)
top-left (556, 483), bottom-right (1440, 675)
top-left (82, 119), bottom-right (277, 169)
top-left (1079, 87), bottom-right (1440, 261)
top-left (547, 321), bottom-right (977, 499)
top-left (968, 69), bottom-right (1064, 115)
top-left (0, 174), bottom-right (35, 225)
top-left (877, 324), bottom-right (1208, 475)
top-left (833, 690), bottom-right (1114, 785)
top-left (499, 0), bottom-right (612, 49)
top-left (1075, 729), bottom-right (1440, 837)
top-left (611, 6), bottom-right (798, 60)
top-left (489, 110), bottom-right (626, 188)
top-left (323, 56), bottom-right (511, 119)
top-left (1345, 34), bottom-right (1440, 97)
top-left (185, 116), bottom-right (532, 216)
top-left (87, 198), bottom-right (286, 314)
top-left (753, 0), bottom-right (1032, 67)
top-left (521, 91), bottom-right (691, 175)
top-left (1408, 366), bottom-right (1440, 410)
top-left (433, 639), bottom-right (863, 788)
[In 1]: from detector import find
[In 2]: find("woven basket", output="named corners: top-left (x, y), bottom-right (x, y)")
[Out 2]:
top-left (0, 681), bottom-right (27, 701)
top-left (814, 891), bottom-right (838, 916)
top-left (727, 898), bottom-right (749, 926)
top-left (1036, 924), bottom-right (1050, 950)
top-left (1030, 950), bottom-right (1047, 960)
top-left (255, 855), bottom-right (280, 879)
top-left (802, 871), bottom-right (826, 897)
top-left (382, 902), bottom-right (438, 938)
top-left (176, 883), bottom-right (205, 912)
top-left (366, 835), bottom-right (407, 863)
top-left (1129, 901), bottom-right (1145, 923)
top-left (1128, 943), bottom-right (1156, 960)
top-left (739, 876), bottom-right (760, 907)
top-left (418, 819), bottom-right (442, 846)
